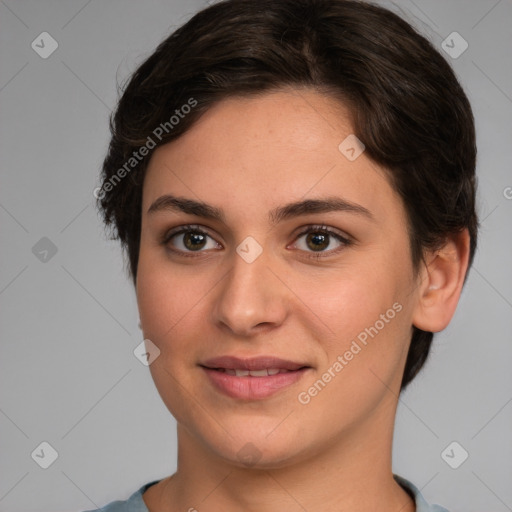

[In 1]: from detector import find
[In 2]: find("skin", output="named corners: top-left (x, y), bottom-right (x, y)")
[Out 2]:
top-left (136, 87), bottom-right (470, 512)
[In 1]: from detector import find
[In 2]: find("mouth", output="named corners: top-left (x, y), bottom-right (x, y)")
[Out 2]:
top-left (200, 355), bottom-right (311, 400)
top-left (213, 368), bottom-right (296, 376)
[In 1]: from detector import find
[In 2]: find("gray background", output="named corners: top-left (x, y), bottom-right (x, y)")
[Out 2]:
top-left (0, 1), bottom-right (511, 511)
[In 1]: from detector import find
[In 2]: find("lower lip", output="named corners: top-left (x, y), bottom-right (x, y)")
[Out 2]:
top-left (201, 367), bottom-right (310, 400)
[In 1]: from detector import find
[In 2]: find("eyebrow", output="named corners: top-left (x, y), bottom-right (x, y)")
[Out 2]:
top-left (147, 194), bottom-right (374, 225)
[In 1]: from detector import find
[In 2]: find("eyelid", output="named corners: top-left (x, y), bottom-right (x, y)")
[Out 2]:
top-left (162, 223), bottom-right (214, 241)
top-left (292, 224), bottom-right (351, 242)
top-left (161, 223), bottom-right (220, 248)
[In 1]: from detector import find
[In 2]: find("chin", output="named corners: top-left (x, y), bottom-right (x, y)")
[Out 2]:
top-left (225, 442), bottom-right (306, 470)
top-left (196, 423), bottom-right (312, 470)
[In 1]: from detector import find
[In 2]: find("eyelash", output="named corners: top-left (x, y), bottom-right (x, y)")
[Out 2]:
top-left (161, 224), bottom-right (353, 260)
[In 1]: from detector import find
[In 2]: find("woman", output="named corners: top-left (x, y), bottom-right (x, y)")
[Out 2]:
top-left (89, 0), bottom-right (477, 510)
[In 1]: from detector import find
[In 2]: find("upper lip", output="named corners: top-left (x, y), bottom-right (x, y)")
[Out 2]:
top-left (201, 356), bottom-right (309, 371)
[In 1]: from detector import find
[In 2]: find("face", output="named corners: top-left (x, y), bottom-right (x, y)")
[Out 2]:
top-left (136, 88), bottom-right (421, 468)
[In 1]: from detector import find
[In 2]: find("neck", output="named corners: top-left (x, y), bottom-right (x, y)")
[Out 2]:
top-left (151, 395), bottom-right (415, 512)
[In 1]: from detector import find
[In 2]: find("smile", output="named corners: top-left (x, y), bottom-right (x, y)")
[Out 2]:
top-left (200, 355), bottom-right (311, 400)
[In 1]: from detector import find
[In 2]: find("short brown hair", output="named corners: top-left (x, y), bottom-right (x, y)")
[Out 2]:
top-left (97, 0), bottom-right (478, 390)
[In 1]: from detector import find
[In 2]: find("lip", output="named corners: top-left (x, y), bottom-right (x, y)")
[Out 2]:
top-left (201, 355), bottom-right (308, 371)
top-left (200, 355), bottom-right (311, 400)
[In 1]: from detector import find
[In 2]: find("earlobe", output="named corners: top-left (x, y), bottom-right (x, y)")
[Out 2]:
top-left (412, 229), bottom-right (471, 333)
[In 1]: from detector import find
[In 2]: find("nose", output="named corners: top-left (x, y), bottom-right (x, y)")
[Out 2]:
top-left (211, 247), bottom-right (290, 338)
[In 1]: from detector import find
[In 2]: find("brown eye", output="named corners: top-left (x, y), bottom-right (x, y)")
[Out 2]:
top-left (182, 231), bottom-right (208, 251)
top-left (305, 232), bottom-right (330, 251)
top-left (293, 225), bottom-right (352, 257)
top-left (163, 226), bottom-right (221, 255)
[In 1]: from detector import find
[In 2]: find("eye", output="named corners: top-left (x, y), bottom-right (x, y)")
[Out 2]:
top-left (291, 225), bottom-right (352, 258)
top-left (161, 223), bottom-right (352, 259)
top-left (162, 225), bottom-right (221, 257)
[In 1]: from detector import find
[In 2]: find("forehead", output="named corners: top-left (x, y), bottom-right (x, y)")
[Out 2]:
top-left (142, 88), bottom-right (405, 228)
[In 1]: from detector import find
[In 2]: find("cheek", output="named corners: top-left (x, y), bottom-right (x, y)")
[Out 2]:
top-left (287, 257), bottom-right (413, 397)
top-left (136, 266), bottom-right (172, 341)
top-left (136, 263), bottom-right (184, 367)
top-left (136, 251), bottom-right (201, 342)
top-left (136, 257), bottom-right (205, 424)
top-left (290, 261), bottom-right (405, 346)
top-left (295, 277), bottom-right (411, 419)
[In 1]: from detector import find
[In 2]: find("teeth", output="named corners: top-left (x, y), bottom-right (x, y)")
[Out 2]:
top-left (249, 369), bottom-right (268, 377)
top-left (221, 368), bottom-right (290, 377)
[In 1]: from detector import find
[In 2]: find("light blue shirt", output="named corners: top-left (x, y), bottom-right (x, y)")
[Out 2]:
top-left (83, 474), bottom-right (450, 511)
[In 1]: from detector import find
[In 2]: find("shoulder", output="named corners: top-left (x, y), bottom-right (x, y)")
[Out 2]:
top-left (394, 474), bottom-right (451, 512)
top-left (81, 480), bottom-right (161, 512)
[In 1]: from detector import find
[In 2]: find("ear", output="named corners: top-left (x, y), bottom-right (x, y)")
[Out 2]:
top-left (412, 229), bottom-right (471, 333)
